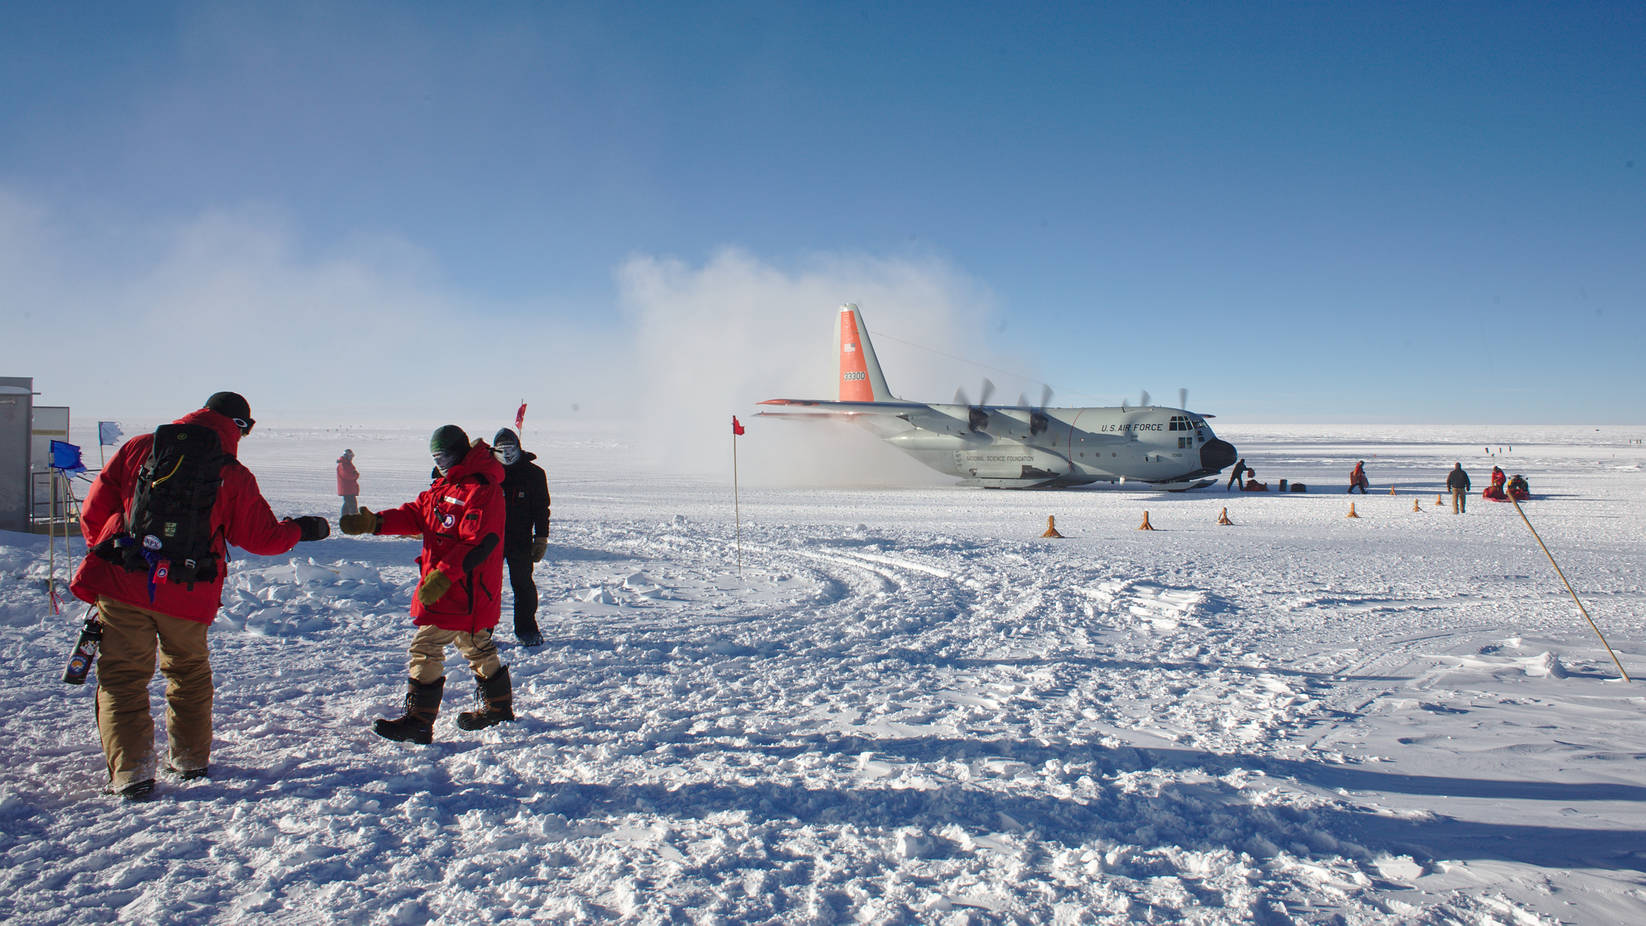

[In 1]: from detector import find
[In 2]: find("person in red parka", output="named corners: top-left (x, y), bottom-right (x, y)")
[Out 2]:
top-left (339, 425), bottom-right (513, 743)
top-left (72, 392), bottom-right (331, 800)
top-left (336, 448), bottom-right (360, 517)
top-left (1348, 461), bottom-right (1370, 494)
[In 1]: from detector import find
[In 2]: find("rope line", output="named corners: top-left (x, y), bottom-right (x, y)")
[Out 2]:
top-left (1509, 495), bottom-right (1630, 683)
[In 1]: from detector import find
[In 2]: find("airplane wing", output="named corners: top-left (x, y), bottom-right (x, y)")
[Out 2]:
top-left (757, 398), bottom-right (928, 414)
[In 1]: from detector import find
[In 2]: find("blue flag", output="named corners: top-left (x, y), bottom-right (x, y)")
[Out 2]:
top-left (98, 421), bottom-right (123, 446)
top-left (50, 440), bottom-right (87, 474)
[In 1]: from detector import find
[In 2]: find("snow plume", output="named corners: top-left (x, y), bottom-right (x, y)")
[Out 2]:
top-left (614, 248), bottom-right (1005, 485)
top-left (0, 192), bottom-right (606, 428)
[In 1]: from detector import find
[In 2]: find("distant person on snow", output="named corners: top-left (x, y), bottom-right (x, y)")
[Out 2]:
top-left (340, 426), bottom-right (513, 743)
top-left (1227, 458), bottom-right (1246, 491)
top-left (492, 428), bottom-right (551, 648)
top-left (1446, 462), bottom-right (1471, 514)
top-left (72, 391), bottom-right (331, 801)
top-left (337, 448), bottom-right (360, 517)
top-left (1348, 461), bottom-right (1369, 494)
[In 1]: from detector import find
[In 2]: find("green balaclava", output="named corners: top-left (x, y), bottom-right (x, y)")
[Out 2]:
top-left (430, 425), bottom-right (469, 473)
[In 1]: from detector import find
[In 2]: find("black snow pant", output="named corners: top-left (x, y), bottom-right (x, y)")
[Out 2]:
top-left (503, 544), bottom-right (539, 638)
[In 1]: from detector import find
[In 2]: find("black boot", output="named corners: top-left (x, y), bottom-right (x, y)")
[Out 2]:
top-left (456, 666), bottom-right (515, 731)
top-left (113, 779), bottom-right (156, 802)
top-left (374, 677), bottom-right (444, 744)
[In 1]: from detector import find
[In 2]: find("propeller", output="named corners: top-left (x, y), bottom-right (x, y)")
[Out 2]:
top-left (1029, 383), bottom-right (1052, 435)
top-left (953, 379), bottom-right (994, 432)
top-left (1139, 389), bottom-right (1151, 407)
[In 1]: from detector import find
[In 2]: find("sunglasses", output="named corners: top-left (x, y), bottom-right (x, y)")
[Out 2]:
top-left (233, 417), bottom-right (255, 435)
top-left (433, 450), bottom-right (461, 472)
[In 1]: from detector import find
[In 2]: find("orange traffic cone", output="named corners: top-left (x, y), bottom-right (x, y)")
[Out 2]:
top-left (1346, 502), bottom-right (1360, 518)
top-left (1138, 510), bottom-right (1156, 530)
top-left (1435, 494), bottom-right (1444, 507)
top-left (1388, 486), bottom-right (1396, 496)
top-left (1042, 515), bottom-right (1064, 538)
top-left (1217, 507), bottom-right (1233, 525)
top-left (1412, 498), bottom-right (1421, 512)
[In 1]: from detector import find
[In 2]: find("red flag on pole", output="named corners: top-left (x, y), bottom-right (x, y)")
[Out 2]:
top-left (515, 401), bottom-right (527, 430)
top-left (732, 415), bottom-right (745, 436)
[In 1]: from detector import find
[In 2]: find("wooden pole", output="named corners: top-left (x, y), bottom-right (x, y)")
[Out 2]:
top-left (48, 471), bottom-right (57, 613)
top-left (1509, 495), bottom-right (1630, 683)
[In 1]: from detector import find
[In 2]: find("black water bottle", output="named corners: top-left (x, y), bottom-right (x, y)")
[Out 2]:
top-left (63, 616), bottom-right (103, 685)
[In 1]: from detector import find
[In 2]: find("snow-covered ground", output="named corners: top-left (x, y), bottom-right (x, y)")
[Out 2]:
top-left (2, 421), bottom-right (1644, 924)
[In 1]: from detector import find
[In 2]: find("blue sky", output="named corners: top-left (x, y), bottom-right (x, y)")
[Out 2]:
top-left (3, 1), bottom-right (1643, 426)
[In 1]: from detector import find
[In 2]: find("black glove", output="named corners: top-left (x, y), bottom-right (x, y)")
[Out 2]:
top-left (288, 516), bottom-right (330, 542)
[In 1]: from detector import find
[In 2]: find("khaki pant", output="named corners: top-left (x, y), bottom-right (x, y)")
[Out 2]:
top-left (94, 597), bottom-right (212, 788)
top-left (1452, 487), bottom-right (1467, 514)
top-left (407, 625), bottom-right (501, 684)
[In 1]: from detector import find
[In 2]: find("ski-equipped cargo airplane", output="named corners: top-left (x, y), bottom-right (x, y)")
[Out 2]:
top-left (758, 304), bottom-right (1239, 490)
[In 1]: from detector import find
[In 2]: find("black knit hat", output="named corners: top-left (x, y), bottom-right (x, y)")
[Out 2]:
top-left (429, 425), bottom-right (469, 455)
top-left (493, 428), bottom-right (519, 449)
top-left (205, 391), bottom-right (254, 430)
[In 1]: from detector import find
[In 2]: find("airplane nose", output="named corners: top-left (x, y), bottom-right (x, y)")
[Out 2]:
top-left (1201, 438), bottom-right (1237, 472)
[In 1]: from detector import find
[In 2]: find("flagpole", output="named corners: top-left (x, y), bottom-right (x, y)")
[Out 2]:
top-left (733, 424), bottom-right (743, 579)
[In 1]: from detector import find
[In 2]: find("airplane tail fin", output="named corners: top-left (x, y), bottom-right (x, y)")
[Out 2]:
top-left (834, 303), bottom-right (894, 402)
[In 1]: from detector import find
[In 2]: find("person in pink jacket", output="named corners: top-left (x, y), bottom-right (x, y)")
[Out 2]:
top-left (340, 425), bottom-right (513, 744)
top-left (336, 448), bottom-right (360, 517)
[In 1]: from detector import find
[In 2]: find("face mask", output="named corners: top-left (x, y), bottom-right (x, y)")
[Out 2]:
top-left (432, 450), bottom-right (460, 474)
top-left (495, 445), bottom-right (521, 465)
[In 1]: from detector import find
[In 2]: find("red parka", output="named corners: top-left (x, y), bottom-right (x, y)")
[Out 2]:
top-left (73, 409), bottom-right (303, 624)
top-left (376, 442), bottom-right (506, 633)
top-left (337, 455), bottom-right (360, 495)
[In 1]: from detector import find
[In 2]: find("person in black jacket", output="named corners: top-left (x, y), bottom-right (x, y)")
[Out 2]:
top-left (492, 428), bottom-right (551, 646)
top-left (1446, 462), bottom-right (1471, 514)
top-left (1227, 458), bottom-right (1246, 491)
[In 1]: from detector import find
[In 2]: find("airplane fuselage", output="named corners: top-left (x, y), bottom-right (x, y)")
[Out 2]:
top-left (878, 404), bottom-right (1235, 489)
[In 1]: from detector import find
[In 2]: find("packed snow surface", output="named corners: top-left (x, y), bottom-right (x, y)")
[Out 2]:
top-left (3, 422), bottom-right (1644, 924)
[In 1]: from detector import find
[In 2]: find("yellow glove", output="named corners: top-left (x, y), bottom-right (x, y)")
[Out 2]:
top-left (339, 507), bottom-right (381, 535)
top-left (530, 538), bottom-right (548, 562)
top-left (416, 569), bottom-right (452, 606)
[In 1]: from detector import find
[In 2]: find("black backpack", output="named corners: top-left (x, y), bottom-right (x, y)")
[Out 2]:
top-left (95, 423), bottom-right (231, 587)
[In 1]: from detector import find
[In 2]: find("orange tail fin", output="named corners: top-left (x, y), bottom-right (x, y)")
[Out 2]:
top-left (834, 303), bottom-right (893, 402)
